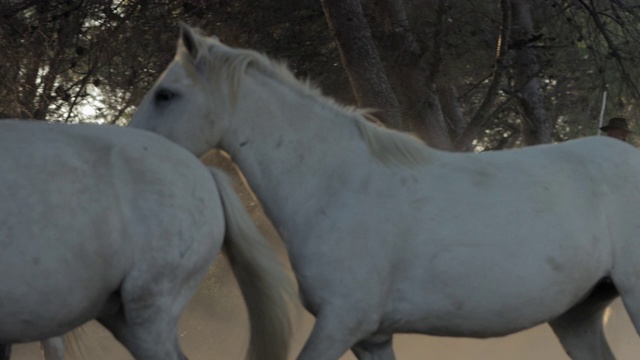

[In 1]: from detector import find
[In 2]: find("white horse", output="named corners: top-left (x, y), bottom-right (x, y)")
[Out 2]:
top-left (129, 24), bottom-right (640, 360)
top-left (0, 120), bottom-right (293, 360)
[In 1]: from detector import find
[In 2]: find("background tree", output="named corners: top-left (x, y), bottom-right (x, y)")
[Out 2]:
top-left (2, 0), bottom-right (640, 150)
top-left (509, 0), bottom-right (552, 146)
top-left (320, 0), bottom-right (405, 131)
top-left (0, 1), bottom-right (181, 123)
top-left (371, 0), bottom-right (454, 150)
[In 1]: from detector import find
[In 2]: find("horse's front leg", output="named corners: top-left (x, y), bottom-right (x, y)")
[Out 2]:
top-left (297, 309), bottom-right (370, 360)
top-left (292, 234), bottom-right (394, 359)
top-left (297, 301), bottom-right (395, 360)
top-left (41, 336), bottom-right (65, 360)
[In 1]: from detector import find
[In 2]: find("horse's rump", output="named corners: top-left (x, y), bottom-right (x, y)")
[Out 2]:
top-left (0, 120), bottom-right (222, 342)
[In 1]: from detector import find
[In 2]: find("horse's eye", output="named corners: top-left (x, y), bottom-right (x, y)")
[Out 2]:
top-left (154, 89), bottom-right (175, 104)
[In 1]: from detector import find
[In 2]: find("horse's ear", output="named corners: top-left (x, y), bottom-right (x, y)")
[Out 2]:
top-left (178, 22), bottom-right (199, 60)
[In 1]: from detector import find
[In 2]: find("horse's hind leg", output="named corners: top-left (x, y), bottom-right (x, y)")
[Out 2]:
top-left (548, 280), bottom-right (618, 360)
top-left (351, 335), bottom-right (395, 360)
top-left (297, 307), bottom-right (385, 360)
top-left (0, 344), bottom-right (10, 360)
top-left (99, 304), bottom-right (187, 360)
top-left (97, 272), bottom-right (202, 360)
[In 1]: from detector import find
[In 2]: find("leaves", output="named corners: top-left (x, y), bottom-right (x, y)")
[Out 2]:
top-left (1, 0), bottom-right (639, 148)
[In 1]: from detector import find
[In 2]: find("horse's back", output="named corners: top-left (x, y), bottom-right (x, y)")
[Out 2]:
top-left (403, 136), bottom-right (640, 229)
top-left (0, 120), bottom-right (224, 341)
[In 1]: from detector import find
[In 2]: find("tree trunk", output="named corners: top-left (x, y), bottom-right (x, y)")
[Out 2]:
top-left (430, 0), bottom-right (467, 147)
top-left (510, 0), bottom-right (552, 145)
top-left (320, 0), bottom-right (404, 130)
top-left (16, 44), bottom-right (44, 118)
top-left (437, 81), bottom-right (466, 140)
top-left (373, 0), bottom-right (453, 150)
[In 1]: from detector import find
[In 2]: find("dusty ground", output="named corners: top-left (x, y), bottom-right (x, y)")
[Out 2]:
top-left (11, 152), bottom-right (640, 359)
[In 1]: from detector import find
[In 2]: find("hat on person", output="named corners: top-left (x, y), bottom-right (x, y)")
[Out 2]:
top-left (599, 117), bottom-right (632, 133)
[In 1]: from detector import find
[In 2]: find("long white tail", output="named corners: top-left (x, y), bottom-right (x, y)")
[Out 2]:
top-left (208, 167), bottom-right (293, 360)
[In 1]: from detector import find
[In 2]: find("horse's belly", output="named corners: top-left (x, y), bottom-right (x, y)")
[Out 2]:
top-left (383, 243), bottom-right (610, 338)
top-left (382, 283), bottom-right (595, 338)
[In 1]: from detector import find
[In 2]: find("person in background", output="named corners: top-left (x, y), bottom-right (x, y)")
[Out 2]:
top-left (600, 117), bottom-right (632, 142)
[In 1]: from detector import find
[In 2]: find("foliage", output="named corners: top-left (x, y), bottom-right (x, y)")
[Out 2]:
top-left (368, 0), bottom-right (640, 148)
top-left (1, 0), bottom-right (640, 147)
top-left (0, 1), bottom-right (177, 123)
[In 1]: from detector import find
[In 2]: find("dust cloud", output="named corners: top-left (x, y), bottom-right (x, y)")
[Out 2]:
top-left (11, 153), bottom-right (640, 359)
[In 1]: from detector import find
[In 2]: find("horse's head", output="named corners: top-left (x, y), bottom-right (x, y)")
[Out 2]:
top-left (129, 23), bottom-right (235, 156)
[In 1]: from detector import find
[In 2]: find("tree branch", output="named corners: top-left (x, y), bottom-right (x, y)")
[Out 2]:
top-left (454, 0), bottom-right (511, 150)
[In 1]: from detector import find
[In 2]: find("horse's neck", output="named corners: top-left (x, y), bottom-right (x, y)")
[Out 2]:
top-left (222, 80), bottom-right (367, 233)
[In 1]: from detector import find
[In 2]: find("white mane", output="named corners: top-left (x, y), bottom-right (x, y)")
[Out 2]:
top-left (354, 117), bottom-right (434, 166)
top-left (193, 37), bottom-right (433, 167)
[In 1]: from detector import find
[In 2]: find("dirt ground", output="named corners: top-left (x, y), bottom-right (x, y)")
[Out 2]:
top-left (11, 152), bottom-right (640, 359)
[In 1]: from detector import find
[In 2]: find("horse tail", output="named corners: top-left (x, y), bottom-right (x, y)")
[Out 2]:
top-left (208, 167), bottom-right (293, 360)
